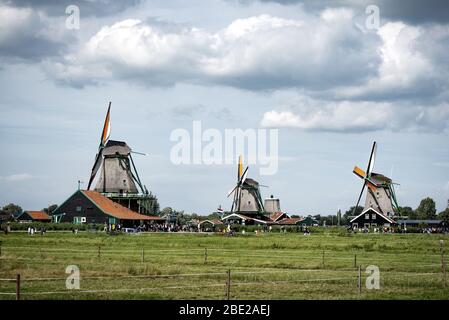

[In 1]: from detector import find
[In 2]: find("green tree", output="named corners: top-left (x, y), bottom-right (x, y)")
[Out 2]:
top-left (415, 197), bottom-right (437, 220)
top-left (161, 207), bottom-right (173, 216)
top-left (343, 206), bottom-right (363, 224)
top-left (398, 206), bottom-right (415, 219)
top-left (1, 203), bottom-right (22, 217)
top-left (438, 208), bottom-right (449, 225)
top-left (42, 204), bottom-right (58, 215)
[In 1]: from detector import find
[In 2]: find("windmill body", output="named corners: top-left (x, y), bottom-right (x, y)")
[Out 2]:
top-left (363, 173), bottom-right (395, 216)
top-left (235, 178), bottom-right (264, 214)
top-left (350, 142), bottom-right (399, 228)
top-left (94, 140), bottom-right (139, 194)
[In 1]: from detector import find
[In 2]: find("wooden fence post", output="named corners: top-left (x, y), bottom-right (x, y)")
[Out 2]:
top-left (440, 240), bottom-right (446, 287)
top-left (141, 248), bottom-right (145, 263)
top-left (0, 240), bottom-right (2, 257)
top-left (97, 245), bottom-right (101, 258)
top-left (226, 269), bottom-right (231, 300)
top-left (16, 274), bottom-right (20, 301)
top-left (354, 254), bottom-right (357, 269)
top-left (204, 248), bottom-right (208, 264)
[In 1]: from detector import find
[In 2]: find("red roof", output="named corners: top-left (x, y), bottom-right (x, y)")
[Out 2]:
top-left (277, 217), bottom-right (303, 225)
top-left (81, 190), bottom-right (161, 221)
top-left (25, 211), bottom-right (51, 220)
top-left (269, 212), bottom-right (286, 222)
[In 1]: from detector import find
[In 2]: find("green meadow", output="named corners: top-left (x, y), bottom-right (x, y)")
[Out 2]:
top-left (0, 230), bottom-right (448, 300)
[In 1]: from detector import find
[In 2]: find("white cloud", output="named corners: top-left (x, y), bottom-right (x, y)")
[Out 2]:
top-left (0, 173), bottom-right (33, 182)
top-left (261, 95), bottom-right (449, 132)
top-left (47, 10), bottom-right (380, 89)
top-left (337, 22), bottom-right (448, 100)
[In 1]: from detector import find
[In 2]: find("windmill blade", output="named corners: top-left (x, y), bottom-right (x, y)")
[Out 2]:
top-left (227, 185), bottom-right (238, 198)
top-left (352, 182), bottom-right (366, 215)
top-left (87, 103), bottom-right (111, 190)
top-left (100, 102), bottom-right (111, 147)
top-left (238, 155), bottom-right (243, 180)
top-left (366, 180), bottom-right (377, 193)
top-left (87, 150), bottom-right (103, 190)
top-left (239, 166), bottom-right (249, 185)
top-left (131, 150), bottom-right (147, 156)
top-left (366, 141), bottom-right (377, 176)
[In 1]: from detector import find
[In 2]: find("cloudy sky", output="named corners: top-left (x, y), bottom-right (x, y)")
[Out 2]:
top-left (1, 0), bottom-right (449, 215)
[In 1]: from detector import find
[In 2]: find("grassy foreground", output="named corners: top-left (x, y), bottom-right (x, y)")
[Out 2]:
top-left (0, 230), bottom-right (448, 300)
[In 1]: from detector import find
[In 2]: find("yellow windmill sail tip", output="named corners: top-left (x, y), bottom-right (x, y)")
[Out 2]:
top-left (238, 155), bottom-right (243, 179)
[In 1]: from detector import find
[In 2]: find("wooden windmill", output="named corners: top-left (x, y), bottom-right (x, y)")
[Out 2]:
top-left (86, 103), bottom-right (159, 215)
top-left (352, 141), bottom-right (400, 218)
top-left (227, 155), bottom-right (265, 214)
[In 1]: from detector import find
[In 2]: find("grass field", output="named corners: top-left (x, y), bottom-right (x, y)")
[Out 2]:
top-left (0, 230), bottom-right (448, 300)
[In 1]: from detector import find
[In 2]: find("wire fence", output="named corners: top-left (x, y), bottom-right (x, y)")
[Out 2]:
top-left (0, 241), bottom-right (447, 300)
top-left (0, 265), bottom-right (446, 299)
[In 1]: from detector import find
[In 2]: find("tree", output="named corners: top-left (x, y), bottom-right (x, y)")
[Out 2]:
top-left (415, 197), bottom-right (437, 220)
top-left (42, 204), bottom-right (58, 215)
top-left (342, 206), bottom-right (363, 224)
top-left (1, 203), bottom-right (22, 217)
top-left (438, 208), bottom-right (449, 225)
top-left (161, 207), bottom-right (173, 216)
top-left (398, 206), bottom-right (415, 219)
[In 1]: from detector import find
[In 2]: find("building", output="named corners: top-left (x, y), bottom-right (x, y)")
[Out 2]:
top-left (277, 216), bottom-right (319, 226)
top-left (349, 207), bottom-right (396, 229)
top-left (264, 195), bottom-right (281, 214)
top-left (52, 189), bottom-right (164, 227)
top-left (221, 213), bottom-right (272, 225)
top-left (198, 219), bottom-right (224, 232)
top-left (17, 211), bottom-right (51, 223)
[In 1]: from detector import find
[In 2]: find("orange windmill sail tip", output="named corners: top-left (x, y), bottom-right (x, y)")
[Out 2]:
top-left (353, 166), bottom-right (366, 179)
top-left (101, 103), bottom-right (111, 146)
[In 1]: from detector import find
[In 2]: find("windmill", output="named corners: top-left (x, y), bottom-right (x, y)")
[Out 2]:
top-left (86, 103), bottom-right (159, 215)
top-left (227, 155), bottom-right (265, 214)
top-left (352, 141), bottom-right (400, 218)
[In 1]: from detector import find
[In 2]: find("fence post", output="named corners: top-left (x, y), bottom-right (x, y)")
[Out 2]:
top-left (358, 265), bottom-right (362, 295)
top-left (440, 240), bottom-right (446, 287)
top-left (226, 269), bottom-right (231, 300)
top-left (0, 240), bottom-right (2, 257)
top-left (16, 274), bottom-right (20, 301)
top-left (322, 250), bottom-right (325, 268)
top-left (141, 248), bottom-right (145, 263)
top-left (204, 248), bottom-right (208, 264)
top-left (97, 245), bottom-right (101, 258)
top-left (354, 254), bottom-right (357, 269)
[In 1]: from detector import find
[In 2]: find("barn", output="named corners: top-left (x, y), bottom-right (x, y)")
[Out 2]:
top-left (17, 211), bottom-right (51, 223)
top-left (349, 208), bottom-right (396, 229)
top-left (52, 189), bottom-right (164, 227)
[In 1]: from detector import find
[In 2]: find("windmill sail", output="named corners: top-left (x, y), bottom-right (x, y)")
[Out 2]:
top-left (87, 102), bottom-right (111, 190)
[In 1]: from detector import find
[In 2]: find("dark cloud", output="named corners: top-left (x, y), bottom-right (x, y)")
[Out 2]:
top-left (0, 5), bottom-right (75, 62)
top-left (3, 0), bottom-right (142, 17)
top-left (240, 0), bottom-right (449, 24)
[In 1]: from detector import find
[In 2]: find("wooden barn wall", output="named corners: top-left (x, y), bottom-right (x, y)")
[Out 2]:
top-left (53, 192), bottom-right (109, 224)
